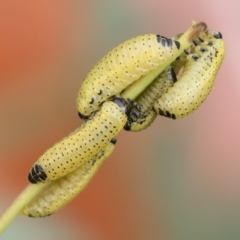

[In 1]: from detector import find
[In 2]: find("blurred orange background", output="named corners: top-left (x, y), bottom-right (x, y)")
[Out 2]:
top-left (0, 1), bottom-right (239, 239)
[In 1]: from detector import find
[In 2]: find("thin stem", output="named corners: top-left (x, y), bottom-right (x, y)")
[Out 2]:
top-left (0, 20), bottom-right (206, 236)
top-left (0, 183), bottom-right (48, 234)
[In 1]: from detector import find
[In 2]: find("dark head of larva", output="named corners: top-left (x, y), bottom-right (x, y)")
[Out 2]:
top-left (28, 164), bottom-right (47, 184)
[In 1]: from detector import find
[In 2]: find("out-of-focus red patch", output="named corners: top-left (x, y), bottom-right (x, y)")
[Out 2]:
top-left (0, 1), bottom-right (80, 83)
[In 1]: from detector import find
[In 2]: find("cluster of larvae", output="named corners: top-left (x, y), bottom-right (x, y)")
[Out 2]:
top-left (23, 22), bottom-right (225, 217)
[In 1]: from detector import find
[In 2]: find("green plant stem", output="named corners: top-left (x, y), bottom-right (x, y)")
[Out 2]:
top-left (0, 20), bottom-right (206, 236)
top-left (0, 183), bottom-right (48, 234)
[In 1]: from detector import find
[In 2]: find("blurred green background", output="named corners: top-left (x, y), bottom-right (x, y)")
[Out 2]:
top-left (0, 0), bottom-right (239, 239)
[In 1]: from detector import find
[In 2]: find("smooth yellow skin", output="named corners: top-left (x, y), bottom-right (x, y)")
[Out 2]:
top-left (76, 34), bottom-right (180, 117)
top-left (154, 31), bottom-right (225, 119)
top-left (23, 142), bottom-right (115, 217)
top-left (28, 101), bottom-right (127, 182)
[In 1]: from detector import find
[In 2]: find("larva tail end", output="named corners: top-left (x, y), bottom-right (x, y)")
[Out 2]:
top-left (188, 21), bottom-right (208, 42)
top-left (28, 164), bottom-right (47, 184)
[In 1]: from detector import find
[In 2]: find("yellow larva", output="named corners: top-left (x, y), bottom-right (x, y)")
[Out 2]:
top-left (76, 34), bottom-right (181, 119)
top-left (23, 22), bottom-right (211, 218)
top-left (28, 100), bottom-right (127, 183)
top-left (23, 141), bottom-right (115, 217)
top-left (154, 31), bottom-right (225, 119)
top-left (125, 66), bottom-right (177, 131)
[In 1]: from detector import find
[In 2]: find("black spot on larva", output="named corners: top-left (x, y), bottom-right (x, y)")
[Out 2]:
top-left (193, 40), bottom-right (198, 46)
top-left (170, 67), bottom-right (177, 82)
top-left (166, 39), bottom-right (173, 47)
top-left (159, 109), bottom-right (164, 116)
top-left (156, 34), bottom-right (161, 43)
top-left (28, 167), bottom-right (38, 183)
top-left (38, 172), bottom-right (47, 181)
top-left (123, 122), bottom-right (131, 131)
top-left (89, 98), bottom-right (94, 104)
top-left (166, 111), bottom-right (171, 118)
top-left (192, 55), bottom-right (199, 61)
top-left (200, 47), bottom-right (207, 53)
top-left (98, 89), bottom-right (103, 95)
top-left (184, 49), bottom-right (189, 55)
top-left (110, 138), bottom-right (117, 144)
top-left (131, 110), bottom-right (141, 119)
top-left (135, 104), bottom-right (142, 111)
top-left (171, 114), bottom-right (176, 119)
top-left (207, 41), bottom-right (213, 46)
top-left (78, 112), bottom-right (88, 120)
top-left (198, 37), bottom-right (204, 42)
top-left (213, 32), bottom-right (222, 39)
top-left (28, 175), bottom-right (37, 184)
top-left (91, 159), bottom-right (97, 166)
top-left (161, 38), bottom-right (167, 46)
top-left (28, 164), bottom-right (47, 184)
top-left (174, 40), bottom-right (180, 49)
